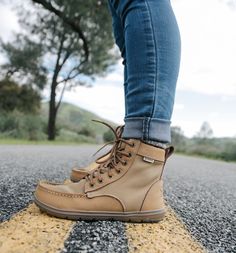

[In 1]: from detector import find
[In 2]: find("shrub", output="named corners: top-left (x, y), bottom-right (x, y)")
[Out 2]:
top-left (0, 111), bottom-right (45, 140)
top-left (103, 129), bottom-right (114, 142)
top-left (57, 129), bottom-right (96, 143)
top-left (77, 127), bottom-right (96, 138)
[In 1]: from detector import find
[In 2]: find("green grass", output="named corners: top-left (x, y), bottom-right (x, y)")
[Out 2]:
top-left (0, 138), bottom-right (97, 146)
top-left (175, 150), bottom-right (236, 163)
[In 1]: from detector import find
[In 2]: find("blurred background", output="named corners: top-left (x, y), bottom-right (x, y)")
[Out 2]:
top-left (0, 0), bottom-right (235, 161)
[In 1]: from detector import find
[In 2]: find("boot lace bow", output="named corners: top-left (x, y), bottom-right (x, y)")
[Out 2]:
top-left (86, 120), bottom-right (134, 187)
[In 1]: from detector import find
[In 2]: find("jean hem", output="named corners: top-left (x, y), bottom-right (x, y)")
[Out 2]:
top-left (122, 117), bottom-right (171, 143)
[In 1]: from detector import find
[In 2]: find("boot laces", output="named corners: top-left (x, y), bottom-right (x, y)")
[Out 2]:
top-left (86, 120), bottom-right (134, 187)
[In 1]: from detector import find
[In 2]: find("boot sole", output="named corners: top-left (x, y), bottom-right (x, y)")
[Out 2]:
top-left (34, 196), bottom-right (166, 223)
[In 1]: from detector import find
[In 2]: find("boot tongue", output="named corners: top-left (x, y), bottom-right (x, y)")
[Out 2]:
top-left (118, 137), bottom-right (131, 150)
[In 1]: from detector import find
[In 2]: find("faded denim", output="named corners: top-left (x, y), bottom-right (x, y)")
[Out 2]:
top-left (108, 0), bottom-right (181, 143)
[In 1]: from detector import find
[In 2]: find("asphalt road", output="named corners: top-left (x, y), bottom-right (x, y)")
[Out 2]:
top-left (0, 145), bottom-right (235, 253)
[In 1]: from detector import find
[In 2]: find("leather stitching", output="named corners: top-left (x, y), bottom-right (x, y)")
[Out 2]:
top-left (38, 185), bottom-right (86, 198)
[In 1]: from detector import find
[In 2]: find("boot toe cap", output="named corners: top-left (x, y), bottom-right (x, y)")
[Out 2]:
top-left (34, 181), bottom-right (84, 211)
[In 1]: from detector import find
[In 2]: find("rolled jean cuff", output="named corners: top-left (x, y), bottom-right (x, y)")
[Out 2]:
top-left (122, 117), bottom-right (171, 143)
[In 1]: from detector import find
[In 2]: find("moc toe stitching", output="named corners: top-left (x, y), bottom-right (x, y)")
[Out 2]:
top-left (37, 184), bottom-right (85, 198)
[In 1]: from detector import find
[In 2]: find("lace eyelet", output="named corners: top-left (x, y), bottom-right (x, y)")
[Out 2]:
top-left (90, 183), bottom-right (94, 187)
top-left (109, 175), bottom-right (113, 178)
top-left (98, 179), bottom-right (103, 183)
top-left (128, 152), bottom-right (132, 157)
top-left (123, 161), bottom-right (127, 166)
top-left (117, 169), bottom-right (121, 174)
top-left (131, 142), bottom-right (135, 147)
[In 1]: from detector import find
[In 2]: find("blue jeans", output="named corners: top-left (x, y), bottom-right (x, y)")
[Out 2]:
top-left (108, 0), bottom-right (181, 143)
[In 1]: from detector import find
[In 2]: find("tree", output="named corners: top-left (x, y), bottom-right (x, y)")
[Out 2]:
top-left (171, 126), bottom-right (186, 149)
top-left (31, 0), bottom-right (90, 59)
top-left (0, 35), bottom-right (47, 90)
top-left (196, 121), bottom-right (214, 139)
top-left (0, 78), bottom-right (41, 113)
top-left (1, 0), bottom-right (118, 140)
top-left (2, 0), bottom-right (118, 140)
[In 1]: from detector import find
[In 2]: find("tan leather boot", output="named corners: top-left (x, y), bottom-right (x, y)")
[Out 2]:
top-left (70, 125), bottom-right (124, 182)
top-left (34, 125), bottom-right (173, 222)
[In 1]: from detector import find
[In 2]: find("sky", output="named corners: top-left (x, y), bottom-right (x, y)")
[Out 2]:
top-left (0, 0), bottom-right (236, 138)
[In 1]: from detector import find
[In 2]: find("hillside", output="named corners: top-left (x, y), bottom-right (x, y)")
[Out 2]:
top-left (41, 102), bottom-right (116, 138)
